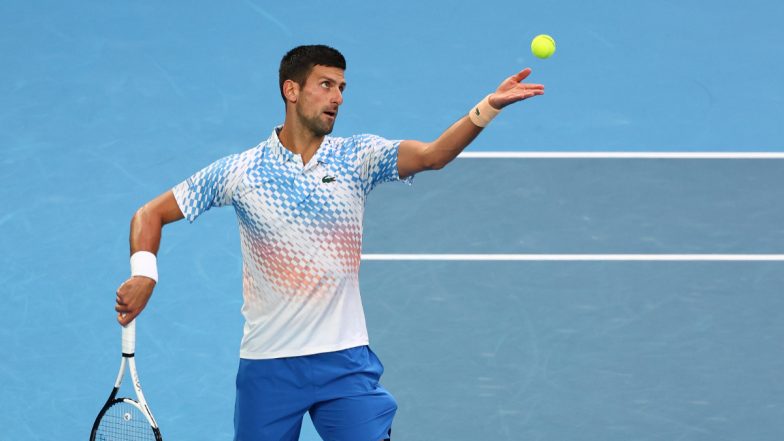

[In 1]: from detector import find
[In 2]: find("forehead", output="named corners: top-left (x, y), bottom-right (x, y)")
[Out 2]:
top-left (307, 65), bottom-right (345, 83)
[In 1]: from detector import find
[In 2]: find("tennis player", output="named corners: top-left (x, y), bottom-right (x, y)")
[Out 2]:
top-left (114, 45), bottom-right (543, 441)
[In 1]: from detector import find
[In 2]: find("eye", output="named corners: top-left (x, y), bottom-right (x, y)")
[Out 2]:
top-left (321, 81), bottom-right (330, 89)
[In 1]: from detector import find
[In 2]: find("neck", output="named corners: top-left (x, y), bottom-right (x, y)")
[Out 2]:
top-left (278, 113), bottom-right (324, 166)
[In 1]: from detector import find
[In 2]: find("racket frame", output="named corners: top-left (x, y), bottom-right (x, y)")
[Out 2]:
top-left (89, 320), bottom-right (162, 441)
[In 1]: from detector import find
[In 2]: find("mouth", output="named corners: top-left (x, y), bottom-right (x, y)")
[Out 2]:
top-left (323, 110), bottom-right (337, 120)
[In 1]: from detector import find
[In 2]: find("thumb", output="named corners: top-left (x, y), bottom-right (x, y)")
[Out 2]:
top-left (512, 68), bottom-right (532, 82)
top-left (118, 311), bottom-right (137, 326)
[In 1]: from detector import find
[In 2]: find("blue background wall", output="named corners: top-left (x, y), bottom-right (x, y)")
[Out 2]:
top-left (3, 0), bottom-right (783, 155)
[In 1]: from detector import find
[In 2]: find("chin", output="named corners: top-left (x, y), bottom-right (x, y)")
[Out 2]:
top-left (317, 123), bottom-right (335, 136)
top-left (313, 127), bottom-right (333, 137)
top-left (301, 115), bottom-right (335, 137)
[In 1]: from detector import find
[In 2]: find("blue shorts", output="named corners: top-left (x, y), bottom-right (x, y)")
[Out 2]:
top-left (234, 345), bottom-right (396, 441)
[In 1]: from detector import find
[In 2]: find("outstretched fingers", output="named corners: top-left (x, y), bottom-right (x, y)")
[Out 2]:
top-left (522, 83), bottom-right (545, 94)
top-left (508, 82), bottom-right (545, 99)
top-left (507, 89), bottom-right (543, 102)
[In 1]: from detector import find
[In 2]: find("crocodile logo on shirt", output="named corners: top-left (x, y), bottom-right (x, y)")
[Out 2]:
top-left (322, 176), bottom-right (336, 183)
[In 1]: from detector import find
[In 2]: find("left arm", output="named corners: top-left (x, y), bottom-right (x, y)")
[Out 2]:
top-left (398, 68), bottom-right (544, 179)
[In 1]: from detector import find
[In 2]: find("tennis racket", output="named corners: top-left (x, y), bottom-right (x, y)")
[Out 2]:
top-left (90, 319), bottom-right (163, 441)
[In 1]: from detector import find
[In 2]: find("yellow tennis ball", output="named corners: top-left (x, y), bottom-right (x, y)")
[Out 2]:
top-left (531, 34), bottom-right (556, 59)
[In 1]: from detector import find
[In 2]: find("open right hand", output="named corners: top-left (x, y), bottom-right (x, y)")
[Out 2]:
top-left (115, 276), bottom-right (156, 326)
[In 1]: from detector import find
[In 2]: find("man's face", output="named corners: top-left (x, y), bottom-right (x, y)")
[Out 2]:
top-left (294, 65), bottom-right (346, 137)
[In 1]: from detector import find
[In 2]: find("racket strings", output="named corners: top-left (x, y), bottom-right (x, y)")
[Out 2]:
top-left (95, 401), bottom-right (157, 441)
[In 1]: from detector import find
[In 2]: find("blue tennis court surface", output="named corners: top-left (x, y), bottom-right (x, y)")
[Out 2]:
top-left (2, 0), bottom-right (784, 440)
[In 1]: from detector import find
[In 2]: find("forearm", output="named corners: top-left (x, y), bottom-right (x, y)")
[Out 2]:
top-left (117, 205), bottom-right (161, 326)
top-left (422, 116), bottom-right (484, 170)
top-left (398, 68), bottom-right (543, 178)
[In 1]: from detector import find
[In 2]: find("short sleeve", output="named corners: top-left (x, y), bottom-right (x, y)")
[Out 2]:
top-left (172, 152), bottom-right (246, 222)
top-left (352, 134), bottom-right (413, 193)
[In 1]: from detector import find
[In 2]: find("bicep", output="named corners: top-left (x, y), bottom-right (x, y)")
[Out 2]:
top-left (397, 140), bottom-right (433, 179)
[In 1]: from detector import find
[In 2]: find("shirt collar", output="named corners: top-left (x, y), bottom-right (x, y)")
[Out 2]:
top-left (265, 126), bottom-right (332, 165)
top-left (266, 126), bottom-right (295, 162)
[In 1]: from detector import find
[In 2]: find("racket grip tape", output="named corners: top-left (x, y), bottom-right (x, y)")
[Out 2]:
top-left (122, 319), bottom-right (136, 356)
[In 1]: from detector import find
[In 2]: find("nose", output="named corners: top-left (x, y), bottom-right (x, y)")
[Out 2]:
top-left (332, 88), bottom-right (343, 106)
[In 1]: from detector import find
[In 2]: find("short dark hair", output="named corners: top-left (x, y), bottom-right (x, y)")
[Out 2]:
top-left (279, 45), bottom-right (346, 103)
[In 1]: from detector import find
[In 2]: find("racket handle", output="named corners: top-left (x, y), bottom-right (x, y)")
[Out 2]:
top-left (122, 318), bottom-right (136, 355)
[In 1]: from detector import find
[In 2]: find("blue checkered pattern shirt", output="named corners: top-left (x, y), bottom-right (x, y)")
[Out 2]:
top-left (173, 128), bottom-right (411, 358)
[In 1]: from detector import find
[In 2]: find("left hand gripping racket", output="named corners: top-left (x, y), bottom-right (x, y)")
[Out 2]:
top-left (90, 319), bottom-right (163, 441)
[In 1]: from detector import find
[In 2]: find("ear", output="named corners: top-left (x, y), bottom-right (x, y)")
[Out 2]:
top-left (283, 79), bottom-right (299, 103)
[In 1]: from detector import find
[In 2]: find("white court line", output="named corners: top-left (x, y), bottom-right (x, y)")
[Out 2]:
top-left (368, 152), bottom-right (784, 261)
top-left (361, 254), bottom-right (784, 261)
top-left (458, 152), bottom-right (784, 159)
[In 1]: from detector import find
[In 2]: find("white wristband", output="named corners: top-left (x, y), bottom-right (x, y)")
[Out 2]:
top-left (130, 251), bottom-right (158, 283)
top-left (468, 95), bottom-right (501, 128)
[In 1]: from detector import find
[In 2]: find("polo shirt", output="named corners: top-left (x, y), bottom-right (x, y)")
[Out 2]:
top-left (172, 128), bottom-right (411, 359)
